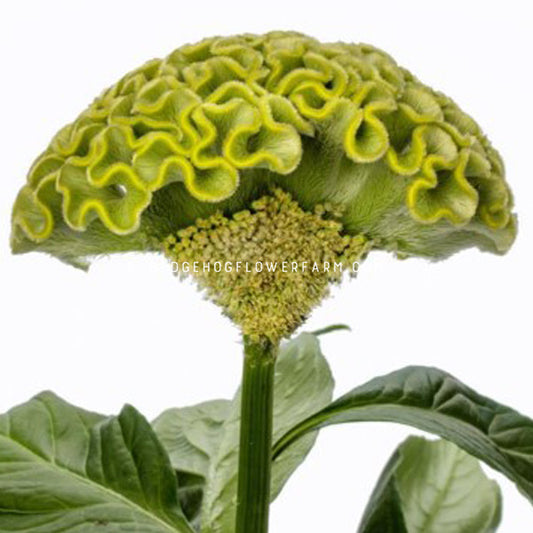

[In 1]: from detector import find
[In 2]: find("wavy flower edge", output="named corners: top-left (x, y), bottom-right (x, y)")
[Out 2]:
top-left (12, 31), bottom-right (514, 260)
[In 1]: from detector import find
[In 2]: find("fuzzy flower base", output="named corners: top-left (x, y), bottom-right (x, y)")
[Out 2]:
top-left (163, 189), bottom-right (369, 341)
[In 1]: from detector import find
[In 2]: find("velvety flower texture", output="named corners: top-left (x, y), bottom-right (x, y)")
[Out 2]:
top-left (11, 31), bottom-right (515, 268)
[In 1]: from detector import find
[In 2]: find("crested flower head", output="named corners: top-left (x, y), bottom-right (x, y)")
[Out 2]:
top-left (11, 32), bottom-right (516, 338)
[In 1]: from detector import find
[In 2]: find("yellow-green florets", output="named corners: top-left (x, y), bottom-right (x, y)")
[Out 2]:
top-left (163, 189), bottom-right (370, 341)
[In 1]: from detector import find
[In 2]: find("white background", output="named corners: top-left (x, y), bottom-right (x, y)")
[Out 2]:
top-left (1, 1), bottom-right (532, 531)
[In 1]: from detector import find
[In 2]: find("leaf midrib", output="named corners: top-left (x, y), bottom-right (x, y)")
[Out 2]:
top-left (416, 444), bottom-right (463, 532)
top-left (0, 434), bottom-right (190, 533)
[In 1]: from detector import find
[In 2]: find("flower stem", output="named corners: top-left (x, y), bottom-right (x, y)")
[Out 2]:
top-left (235, 336), bottom-right (278, 533)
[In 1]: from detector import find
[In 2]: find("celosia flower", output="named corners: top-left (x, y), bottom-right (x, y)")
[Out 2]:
top-left (11, 31), bottom-right (516, 340)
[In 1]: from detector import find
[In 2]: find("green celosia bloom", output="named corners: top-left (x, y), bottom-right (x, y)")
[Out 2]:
top-left (12, 31), bottom-right (515, 264)
top-left (11, 31), bottom-right (516, 338)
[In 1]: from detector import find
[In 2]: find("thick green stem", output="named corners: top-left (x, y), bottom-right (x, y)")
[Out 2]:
top-left (235, 336), bottom-right (278, 533)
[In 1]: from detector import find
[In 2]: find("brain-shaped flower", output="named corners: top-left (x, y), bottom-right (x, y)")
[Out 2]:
top-left (11, 31), bottom-right (515, 269)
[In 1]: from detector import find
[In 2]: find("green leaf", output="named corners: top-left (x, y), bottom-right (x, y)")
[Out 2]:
top-left (176, 472), bottom-right (205, 531)
top-left (153, 400), bottom-right (232, 479)
top-left (0, 392), bottom-right (195, 533)
top-left (359, 437), bottom-right (502, 533)
top-left (269, 333), bottom-right (334, 501)
top-left (311, 323), bottom-right (352, 336)
top-left (273, 366), bottom-right (533, 506)
top-left (153, 401), bottom-right (231, 530)
top-left (357, 450), bottom-right (408, 533)
top-left (154, 332), bottom-right (334, 533)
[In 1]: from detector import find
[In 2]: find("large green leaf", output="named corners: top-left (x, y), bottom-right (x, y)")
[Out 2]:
top-left (153, 400), bottom-right (232, 479)
top-left (269, 333), bottom-right (334, 501)
top-left (154, 332), bottom-right (334, 533)
top-left (359, 437), bottom-right (501, 533)
top-left (0, 392), bottom-right (194, 533)
top-left (153, 401), bottom-right (232, 530)
top-left (273, 366), bottom-right (533, 505)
